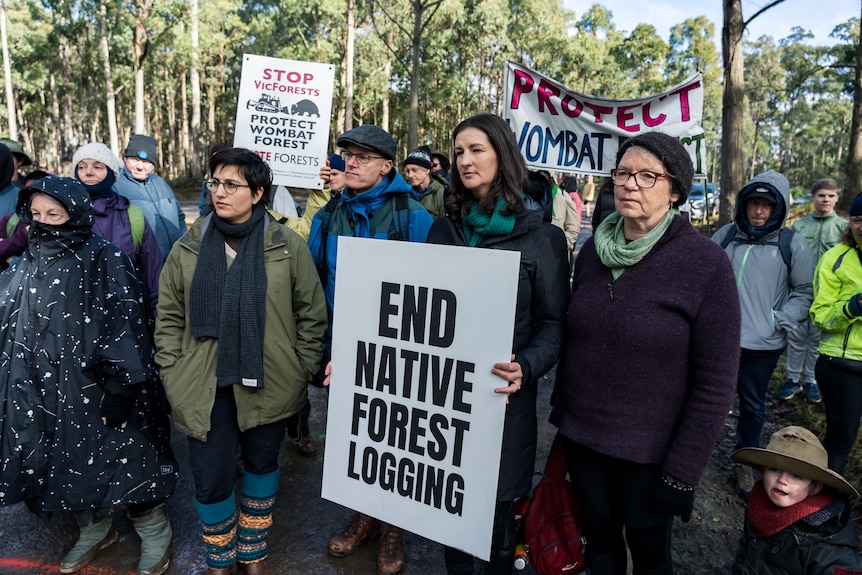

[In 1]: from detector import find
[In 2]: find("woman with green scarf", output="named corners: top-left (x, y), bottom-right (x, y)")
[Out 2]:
top-left (426, 113), bottom-right (571, 575)
top-left (550, 132), bottom-right (741, 574)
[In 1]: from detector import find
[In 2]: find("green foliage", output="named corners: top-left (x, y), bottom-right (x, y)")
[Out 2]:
top-left (0, 0), bottom-right (855, 188)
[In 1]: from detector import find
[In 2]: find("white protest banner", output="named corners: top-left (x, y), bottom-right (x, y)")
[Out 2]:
top-left (321, 237), bottom-right (520, 561)
top-left (233, 54), bottom-right (335, 189)
top-left (503, 61), bottom-right (706, 177)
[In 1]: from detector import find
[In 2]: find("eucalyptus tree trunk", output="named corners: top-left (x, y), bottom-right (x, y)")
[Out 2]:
top-left (49, 73), bottom-right (61, 167)
top-left (132, 0), bottom-right (152, 134)
top-left (719, 0), bottom-right (745, 227)
top-left (207, 83), bottom-right (215, 138)
top-left (343, 0), bottom-right (355, 133)
top-left (180, 68), bottom-right (190, 177)
top-left (189, 0), bottom-right (202, 178)
top-left (843, 0), bottom-right (862, 213)
top-left (98, 0), bottom-right (119, 154)
top-left (381, 57), bottom-right (391, 132)
top-left (408, 0), bottom-right (422, 149)
top-left (0, 0), bottom-right (15, 139)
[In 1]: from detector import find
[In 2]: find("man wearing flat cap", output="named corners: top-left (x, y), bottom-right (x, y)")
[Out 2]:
top-left (712, 171), bottom-right (815, 497)
top-left (114, 134), bottom-right (187, 261)
top-left (307, 124), bottom-right (432, 575)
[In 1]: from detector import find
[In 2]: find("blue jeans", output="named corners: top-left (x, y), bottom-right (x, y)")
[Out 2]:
top-left (735, 348), bottom-right (784, 449)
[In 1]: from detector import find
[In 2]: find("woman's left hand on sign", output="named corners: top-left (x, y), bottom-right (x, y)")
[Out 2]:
top-left (492, 355), bottom-right (523, 404)
top-left (322, 360), bottom-right (332, 387)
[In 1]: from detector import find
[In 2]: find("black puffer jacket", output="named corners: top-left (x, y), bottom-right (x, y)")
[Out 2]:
top-left (733, 495), bottom-right (862, 575)
top-left (0, 177), bottom-right (176, 512)
top-left (426, 177), bottom-right (570, 500)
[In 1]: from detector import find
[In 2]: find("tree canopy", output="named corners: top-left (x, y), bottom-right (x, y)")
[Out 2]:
top-left (0, 0), bottom-right (857, 195)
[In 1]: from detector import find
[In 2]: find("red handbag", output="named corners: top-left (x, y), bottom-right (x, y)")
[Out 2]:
top-left (516, 435), bottom-right (587, 575)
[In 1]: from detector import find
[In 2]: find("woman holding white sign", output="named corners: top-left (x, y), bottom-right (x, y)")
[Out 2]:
top-left (426, 112), bottom-right (570, 575)
top-left (551, 132), bottom-right (740, 575)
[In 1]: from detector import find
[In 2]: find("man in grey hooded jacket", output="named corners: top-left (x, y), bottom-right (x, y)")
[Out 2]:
top-left (711, 171), bottom-right (815, 496)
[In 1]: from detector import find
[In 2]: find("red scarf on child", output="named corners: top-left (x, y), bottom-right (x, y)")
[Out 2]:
top-left (747, 480), bottom-right (833, 537)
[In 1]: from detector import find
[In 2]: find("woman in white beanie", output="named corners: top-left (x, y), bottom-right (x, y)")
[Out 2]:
top-left (72, 142), bottom-right (163, 320)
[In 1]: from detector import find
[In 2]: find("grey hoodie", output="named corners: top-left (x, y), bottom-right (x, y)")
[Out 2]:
top-left (711, 171), bottom-right (815, 350)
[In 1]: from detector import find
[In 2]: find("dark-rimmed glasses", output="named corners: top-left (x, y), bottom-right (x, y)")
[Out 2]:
top-left (610, 169), bottom-right (670, 189)
top-left (205, 178), bottom-right (251, 194)
top-left (341, 150), bottom-right (385, 165)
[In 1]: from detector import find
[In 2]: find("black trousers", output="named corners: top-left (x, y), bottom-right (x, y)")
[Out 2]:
top-left (817, 355), bottom-right (862, 474)
top-left (187, 387), bottom-right (288, 504)
top-left (444, 500), bottom-right (517, 575)
top-left (562, 438), bottom-right (673, 575)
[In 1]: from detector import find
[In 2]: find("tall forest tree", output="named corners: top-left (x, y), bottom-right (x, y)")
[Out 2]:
top-left (719, 0), bottom-right (785, 226)
top-left (845, 2), bottom-right (862, 211)
top-left (1, 0), bottom-right (15, 139)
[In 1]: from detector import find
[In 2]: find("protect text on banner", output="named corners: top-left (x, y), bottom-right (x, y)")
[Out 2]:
top-left (503, 61), bottom-right (706, 177)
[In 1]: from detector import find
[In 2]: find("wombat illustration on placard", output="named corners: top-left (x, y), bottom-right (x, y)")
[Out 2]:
top-left (291, 99), bottom-right (320, 117)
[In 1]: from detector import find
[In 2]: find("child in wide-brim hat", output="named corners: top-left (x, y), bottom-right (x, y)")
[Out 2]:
top-left (730, 426), bottom-right (862, 574)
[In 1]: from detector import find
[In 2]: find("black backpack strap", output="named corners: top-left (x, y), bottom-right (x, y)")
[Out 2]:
top-left (720, 226), bottom-right (736, 249)
top-left (389, 195), bottom-right (411, 241)
top-left (776, 228), bottom-right (794, 270)
top-left (722, 225), bottom-right (794, 273)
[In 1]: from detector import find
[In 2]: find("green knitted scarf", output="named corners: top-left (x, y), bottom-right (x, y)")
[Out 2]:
top-left (594, 208), bottom-right (679, 280)
top-left (463, 196), bottom-right (517, 247)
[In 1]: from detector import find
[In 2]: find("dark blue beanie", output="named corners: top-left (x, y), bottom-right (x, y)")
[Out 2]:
top-left (328, 153), bottom-right (345, 172)
top-left (850, 192), bottom-right (862, 217)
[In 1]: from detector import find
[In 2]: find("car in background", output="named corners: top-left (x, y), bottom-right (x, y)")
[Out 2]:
top-left (689, 182), bottom-right (719, 220)
top-left (792, 192), bottom-right (811, 206)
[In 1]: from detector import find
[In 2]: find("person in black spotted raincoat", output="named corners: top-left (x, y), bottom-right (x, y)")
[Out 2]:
top-left (0, 176), bottom-right (177, 575)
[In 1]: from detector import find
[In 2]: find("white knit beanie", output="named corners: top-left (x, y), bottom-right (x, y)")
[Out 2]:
top-left (72, 143), bottom-right (123, 176)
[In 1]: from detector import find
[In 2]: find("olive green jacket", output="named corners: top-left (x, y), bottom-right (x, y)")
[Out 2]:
top-left (790, 212), bottom-right (848, 262)
top-left (154, 213), bottom-right (327, 440)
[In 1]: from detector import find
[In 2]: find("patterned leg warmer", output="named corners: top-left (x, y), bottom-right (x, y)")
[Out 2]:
top-left (238, 469), bottom-right (279, 565)
top-left (196, 494), bottom-right (238, 570)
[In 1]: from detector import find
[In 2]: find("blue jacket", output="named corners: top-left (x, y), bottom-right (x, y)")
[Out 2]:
top-left (0, 182), bottom-right (18, 218)
top-left (114, 168), bottom-right (187, 260)
top-left (307, 170), bottom-right (433, 347)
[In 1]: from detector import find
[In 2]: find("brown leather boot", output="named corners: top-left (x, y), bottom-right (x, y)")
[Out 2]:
top-left (377, 524), bottom-right (404, 575)
top-left (294, 435), bottom-right (317, 457)
top-left (202, 566), bottom-right (237, 575)
top-left (327, 512), bottom-right (381, 557)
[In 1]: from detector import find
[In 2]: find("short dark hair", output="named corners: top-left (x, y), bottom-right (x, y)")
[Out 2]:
top-left (445, 113), bottom-right (526, 223)
top-left (209, 148), bottom-right (272, 205)
top-left (811, 178), bottom-right (840, 195)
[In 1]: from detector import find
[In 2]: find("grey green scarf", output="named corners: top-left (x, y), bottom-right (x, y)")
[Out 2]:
top-left (594, 208), bottom-right (679, 280)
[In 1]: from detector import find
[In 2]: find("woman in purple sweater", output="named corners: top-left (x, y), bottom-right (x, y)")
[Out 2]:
top-left (551, 133), bottom-right (741, 575)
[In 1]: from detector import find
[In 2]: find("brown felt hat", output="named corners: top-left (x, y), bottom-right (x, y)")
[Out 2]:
top-left (732, 426), bottom-right (858, 497)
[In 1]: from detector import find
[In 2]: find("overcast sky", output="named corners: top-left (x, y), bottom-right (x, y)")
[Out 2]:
top-left (562, 0), bottom-right (857, 47)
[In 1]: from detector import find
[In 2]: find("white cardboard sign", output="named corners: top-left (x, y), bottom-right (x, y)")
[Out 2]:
top-left (321, 237), bottom-right (520, 560)
top-left (233, 53), bottom-right (334, 189)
